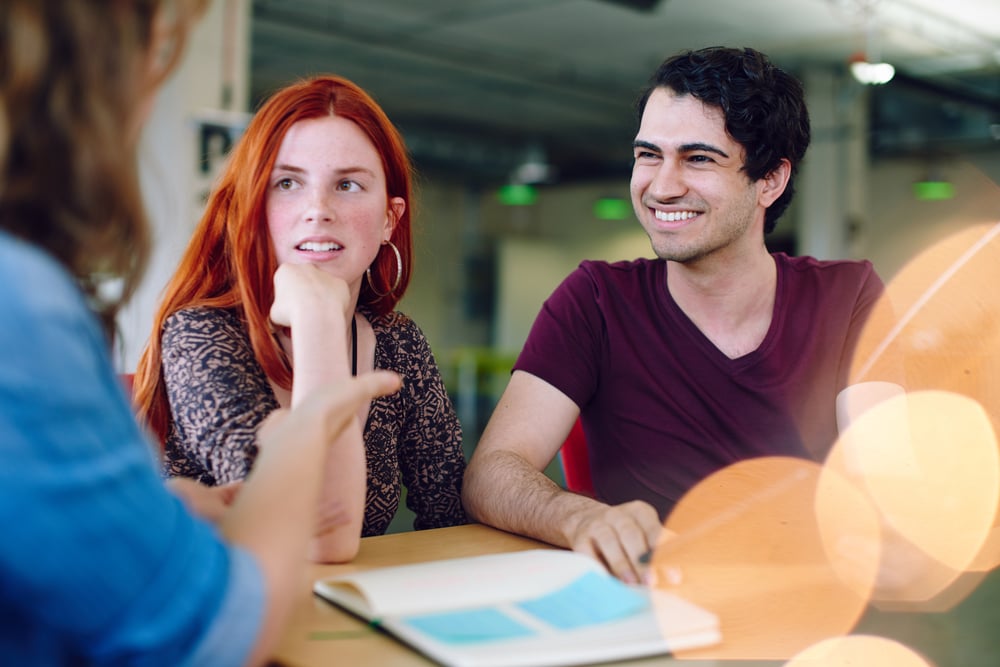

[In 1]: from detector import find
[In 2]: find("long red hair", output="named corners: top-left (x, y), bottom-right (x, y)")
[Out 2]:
top-left (134, 75), bottom-right (414, 444)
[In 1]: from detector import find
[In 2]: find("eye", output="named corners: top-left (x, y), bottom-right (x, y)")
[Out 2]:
top-left (633, 149), bottom-right (660, 161)
top-left (337, 180), bottom-right (362, 192)
top-left (275, 177), bottom-right (297, 191)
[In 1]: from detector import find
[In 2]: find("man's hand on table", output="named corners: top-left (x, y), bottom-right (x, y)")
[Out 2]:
top-left (565, 499), bottom-right (665, 584)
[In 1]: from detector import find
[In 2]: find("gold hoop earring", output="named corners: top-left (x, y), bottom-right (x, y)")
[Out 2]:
top-left (365, 241), bottom-right (403, 298)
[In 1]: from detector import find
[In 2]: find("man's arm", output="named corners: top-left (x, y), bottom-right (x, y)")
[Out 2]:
top-left (462, 370), bottom-right (663, 583)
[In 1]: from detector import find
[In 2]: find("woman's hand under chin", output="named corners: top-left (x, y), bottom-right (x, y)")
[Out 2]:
top-left (269, 263), bottom-right (353, 332)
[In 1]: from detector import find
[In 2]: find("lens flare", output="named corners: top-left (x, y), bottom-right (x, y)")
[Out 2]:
top-left (785, 635), bottom-right (934, 666)
top-left (651, 457), bottom-right (877, 660)
top-left (825, 390), bottom-right (998, 609)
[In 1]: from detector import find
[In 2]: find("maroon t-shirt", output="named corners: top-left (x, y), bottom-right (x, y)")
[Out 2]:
top-left (514, 254), bottom-right (884, 518)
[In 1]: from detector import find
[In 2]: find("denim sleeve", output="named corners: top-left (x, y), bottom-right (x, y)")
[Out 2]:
top-left (184, 547), bottom-right (265, 667)
top-left (0, 234), bottom-right (265, 666)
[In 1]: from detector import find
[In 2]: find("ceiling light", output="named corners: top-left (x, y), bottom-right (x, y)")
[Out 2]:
top-left (850, 60), bottom-right (895, 85)
top-left (913, 180), bottom-right (955, 201)
top-left (509, 144), bottom-right (556, 185)
top-left (849, 52), bottom-right (895, 85)
top-left (847, 3), bottom-right (894, 86)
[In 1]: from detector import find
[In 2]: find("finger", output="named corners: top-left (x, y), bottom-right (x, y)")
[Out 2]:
top-left (577, 519), bottom-right (641, 584)
top-left (268, 304), bottom-right (289, 330)
top-left (355, 369), bottom-right (403, 396)
top-left (257, 407), bottom-right (290, 442)
top-left (597, 536), bottom-right (641, 584)
top-left (602, 502), bottom-right (661, 581)
top-left (323, 370), bottom-right (401, 408)
top-left (310, 371), bottom-right (402, 434)
top-left (624, 500), bottom-right (665, 548)
top-left (617, 524), bottom-right (655, 584)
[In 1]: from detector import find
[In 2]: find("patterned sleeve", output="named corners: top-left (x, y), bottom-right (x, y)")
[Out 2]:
top-left (390, 314), bottom-right (468, 530)
top-left (161, 308), bottom-right (278, 485)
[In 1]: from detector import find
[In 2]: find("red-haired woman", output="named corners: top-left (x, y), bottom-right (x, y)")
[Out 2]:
top-left (134, 75), bottom-right (466, 562)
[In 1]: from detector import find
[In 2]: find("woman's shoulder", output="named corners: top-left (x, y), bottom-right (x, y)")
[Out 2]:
top-left (367, 310), bottom-right (430, 365)
top-left (0, 231), bottom-right (87, 318)
top-left (162, 306), bottom-right (249, 350)
top-left (368, 309), bottom-right (422, 338)
top-left (164, 306), bottom-right (244, 334)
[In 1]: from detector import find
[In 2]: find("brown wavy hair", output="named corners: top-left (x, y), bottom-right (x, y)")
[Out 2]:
top-left (134, 74), bottom-right (415, 444)
top-left (0, 0), bottom-right (205, 337)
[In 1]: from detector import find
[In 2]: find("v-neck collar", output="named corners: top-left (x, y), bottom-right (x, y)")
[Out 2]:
top-left (658, 257), bottom-right (785, 371)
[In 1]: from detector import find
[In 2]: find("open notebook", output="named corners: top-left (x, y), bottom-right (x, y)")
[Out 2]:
top-left (313, 548), bottom-right (720, 667)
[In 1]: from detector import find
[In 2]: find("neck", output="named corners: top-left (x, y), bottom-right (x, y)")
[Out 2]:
top-left (666, 249), bottom-right (777, 358)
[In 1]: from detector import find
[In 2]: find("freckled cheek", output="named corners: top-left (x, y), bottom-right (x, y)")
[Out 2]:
top-left (344, 203), bottom-right (392, 235)
top-left (264, 203), bottom-right (296, 256)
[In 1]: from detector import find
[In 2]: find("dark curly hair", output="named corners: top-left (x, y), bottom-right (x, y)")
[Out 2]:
top-left (637, 47), bottom-right (811, 234)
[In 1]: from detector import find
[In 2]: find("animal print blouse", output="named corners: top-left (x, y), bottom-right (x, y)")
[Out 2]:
top-left (160, 307), bottom-right (467, 535)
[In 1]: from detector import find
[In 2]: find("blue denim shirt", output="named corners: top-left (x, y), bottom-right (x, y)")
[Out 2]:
top-left (0, 231), bottom-right (263, 666)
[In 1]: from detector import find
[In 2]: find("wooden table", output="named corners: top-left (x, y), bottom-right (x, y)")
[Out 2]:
top-left (270, 523), bottom-right (758, 667)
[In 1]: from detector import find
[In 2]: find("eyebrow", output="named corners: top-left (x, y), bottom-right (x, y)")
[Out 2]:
top-left (632, 140), bottom-right (660, 153)
top-left (271, 163), bottom-right (303, 174)
top-left (271, 163), bottom-right (377, 177)
top-left (631, 140), bottom-right (730, 160)
top-left (679, 142), bottom-right (730, 159)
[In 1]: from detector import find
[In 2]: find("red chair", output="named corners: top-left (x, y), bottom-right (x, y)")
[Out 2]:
top-left (558, 418), bottom-right (595, 497)
top-left (119, 373), bottom-right (135, 395)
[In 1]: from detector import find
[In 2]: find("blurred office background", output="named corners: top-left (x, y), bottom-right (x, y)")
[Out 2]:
top-left (120, 0), bottom-right (999, 528)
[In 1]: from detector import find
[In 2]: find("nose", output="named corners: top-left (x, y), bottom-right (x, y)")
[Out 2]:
top-left (303, 188), bottom-right (334, 224)
top-left (646, 160), bottom-right (686, 201)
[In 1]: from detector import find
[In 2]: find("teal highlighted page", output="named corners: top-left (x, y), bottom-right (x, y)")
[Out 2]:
top-left (401, 571), bottom-right (648, 645)
top-left (402, 608), bottom-right (534, 644)
top-left (517, 571), bottom-right (648, 630)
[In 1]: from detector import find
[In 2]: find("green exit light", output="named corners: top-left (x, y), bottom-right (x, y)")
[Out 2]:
top-left (913, 180), bottom-right (955, 201)
top-left (593, 197), bottom-right (631, 220)
top-left (497, 184), bottom-right (538, 206)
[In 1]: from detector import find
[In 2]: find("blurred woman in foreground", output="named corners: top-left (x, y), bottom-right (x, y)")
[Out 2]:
top-left (0, 2), bottom-right (399, 665)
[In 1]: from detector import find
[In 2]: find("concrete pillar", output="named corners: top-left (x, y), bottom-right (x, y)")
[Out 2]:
top-left (116, 0), bottom-right (251, 372)
top-left (797, 66), bottom-right (870, 261)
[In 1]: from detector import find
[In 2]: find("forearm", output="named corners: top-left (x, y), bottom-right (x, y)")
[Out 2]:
top-left (219, 426), bottom-right (328, 666)
top-left (289, 310), bottom-right (367, 559)
top-left (218, 371), bottom-right (401, 667)
top-left (463, 448), bottom-right (605, 548)
top-left (307, 417), bottom-right (366, 562)
top-left (289, 312), bottom-right (350, 407)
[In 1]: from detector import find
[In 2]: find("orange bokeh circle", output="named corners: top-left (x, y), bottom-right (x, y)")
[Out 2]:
top-left (785, 634), bottom-right (934, 666)
top-left (825, 390), bottom-right (998, 609)
top-left (652, 456), bottom-right (878, 660)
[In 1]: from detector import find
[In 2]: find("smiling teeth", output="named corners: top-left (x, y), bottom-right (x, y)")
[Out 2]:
top-left (297, 241), bottom-right (341, 252)
top-left (654, 210), bottom-right (698, 222)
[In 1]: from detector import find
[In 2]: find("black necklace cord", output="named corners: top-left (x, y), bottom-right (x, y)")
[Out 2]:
top-left (351, 315), bottom-right (358, 377)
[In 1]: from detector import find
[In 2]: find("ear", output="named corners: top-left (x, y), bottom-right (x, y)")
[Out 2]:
top-left (384, 197), bottom-right (406, 242)
top-left (757, 158), bottom-right (792, 209)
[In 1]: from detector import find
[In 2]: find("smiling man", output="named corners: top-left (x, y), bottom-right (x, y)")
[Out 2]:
top-left (463, 47), bottom-right (885, 582)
